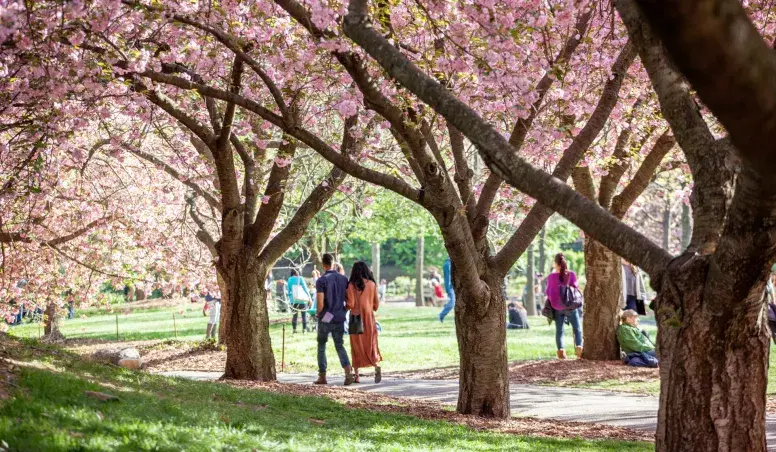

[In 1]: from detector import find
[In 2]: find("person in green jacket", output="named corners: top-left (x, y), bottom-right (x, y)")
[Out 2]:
top-left (617, 309), bottom-right (657, 360)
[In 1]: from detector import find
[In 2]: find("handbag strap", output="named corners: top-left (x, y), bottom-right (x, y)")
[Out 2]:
top-left (352, 282), bottom-right (364, 316)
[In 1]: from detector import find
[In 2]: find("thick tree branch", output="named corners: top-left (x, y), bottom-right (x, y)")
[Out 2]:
top-left (258, 117), bottom-right (360, 264)
top-left (216, 56), bottom-right (243, 153)
top-left (0, 216), bottom-right (108, 246)
top-left (343, 5), bottom-right (671, 278)
top-left (612, 130), bottom-right (676, 218)
top-left (598, 100), bottom-right (645, 208)
top-left (597, 126), bottom-right (633, 207)
top-left (631, 0), bottom-right (776, 185)
top-left (137, 83), bottom-right (216, 146)
top-left (273, 0), bottom-right (434, 178)
top-left (616, 0), bottom-right (737, 252)
top-left (186, 194), bottom-right (218, 256)
top-left (231, 134), bottom-right (259, 225)
top-left (139, 70), bottom-right (421, 203)
top-left (125, 145), bottom-right (221, 211)
top-left (491, 43), bottom-right (637, 273)
top-left (572, 166), bottom-right (597, 201)
top-left (123, 0), bottom-right (291, 121)
top-left (471, 11), bottom-right (593, 242)
top-left (248, 138), bottom-right (296, 251)
top-left (448, 124), bottom-right (475, 219)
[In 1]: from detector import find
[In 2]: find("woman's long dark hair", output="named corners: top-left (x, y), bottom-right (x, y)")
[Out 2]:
top-left (349, 261), bottom-right (375, 291)
top-left (555, 253), bottom-right (569, 283)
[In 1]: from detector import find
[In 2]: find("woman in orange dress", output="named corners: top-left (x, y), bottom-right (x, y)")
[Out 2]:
top-left (346, 261), bottom-right (382, 383)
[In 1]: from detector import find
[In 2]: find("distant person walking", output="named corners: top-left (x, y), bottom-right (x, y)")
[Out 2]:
top-left (203, 292), bottom-right (221, 340)
top-left (378, 279), bottom-right (387, 302)
top-left (622, 260), bottom-right (648, 314)
top-left (346, 261), bottom-right (383, 384)
top-left (287, 269), bottom-right (311, 334)
top-left (438, 258), bottom-right (456, 322)
top-left (546, 253), bottom-right (583, 359)
top-left (314, 253), bottom-right (354, 386)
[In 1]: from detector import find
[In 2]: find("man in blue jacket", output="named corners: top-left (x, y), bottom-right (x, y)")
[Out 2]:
top-left (314, 253), bottom-right (354, 385)
top-left (439, 258), bottom-right (456, 322)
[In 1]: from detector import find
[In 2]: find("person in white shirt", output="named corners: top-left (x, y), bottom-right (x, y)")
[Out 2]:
top-left (202, 292), bottom-right (222, 339)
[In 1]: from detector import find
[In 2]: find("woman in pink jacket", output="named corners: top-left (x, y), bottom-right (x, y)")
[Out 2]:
top-left (545, 253), bottom-right (582, 359)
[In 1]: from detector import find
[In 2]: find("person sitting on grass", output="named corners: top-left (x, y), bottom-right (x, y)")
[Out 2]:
top-left (507, 302), bottom-right (530, 329)
top-left (617, 309), bottom-right (658, 368)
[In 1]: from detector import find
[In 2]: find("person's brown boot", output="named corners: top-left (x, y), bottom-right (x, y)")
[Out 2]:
top-left (313, 373), bottom-right (327, 385)
top-left (556, 349), bottom-right (567, 360)
top-left (343, 366), bottom-right (355, 386)
top-left (575, 346), bottom-right (584, 359)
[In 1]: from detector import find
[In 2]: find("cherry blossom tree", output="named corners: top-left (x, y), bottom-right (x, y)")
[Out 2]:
top-left (343, 0), bottom-right (776, 449)
top-left (0, 119), bottom-right (214, 340)
top-left (108, 0), bottom-right (636, 415)
top-left (571, 100), bottom-right (679, 360)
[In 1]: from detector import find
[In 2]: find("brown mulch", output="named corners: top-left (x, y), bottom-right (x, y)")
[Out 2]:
top-left (223, 379), bottom-right (654, 443)
top-left (508, 360), bottom-right (659, 387)
top-left (768, 396), bottom-right (776, 413)
top-left (394, 359), bottom-right (660, 391)
top-left (141, 346), bottom-right (225, 372)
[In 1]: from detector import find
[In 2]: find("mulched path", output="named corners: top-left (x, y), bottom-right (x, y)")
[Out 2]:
top-left (223, 379), bottom-right (654, 443)
top-left (394, 359), bottom-right (660, 391)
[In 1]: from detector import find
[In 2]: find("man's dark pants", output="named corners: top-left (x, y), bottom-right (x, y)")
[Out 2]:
top-left (317, 321), bottom-right (350, 374)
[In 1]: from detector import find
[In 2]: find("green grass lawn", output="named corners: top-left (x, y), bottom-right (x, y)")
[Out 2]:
top-left (0, 339), bottom-right (651, 451)
top-left (9, 303), bottom-right (776, 396)
top-left (8, 303), bottom-right (646, 370)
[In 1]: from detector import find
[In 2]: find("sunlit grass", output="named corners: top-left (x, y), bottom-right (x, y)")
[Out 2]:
top-left (0, 340), bottom-right (653, 452)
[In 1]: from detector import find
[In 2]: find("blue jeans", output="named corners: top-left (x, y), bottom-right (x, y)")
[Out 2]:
top-left (625, 295), bottom-right (638, 311)
top-left (317, 321), bottom-right (350, 374)
top-left (439, 289), bottom-right (456, 321)
top-left (555, 309), bottom-right (582, 349)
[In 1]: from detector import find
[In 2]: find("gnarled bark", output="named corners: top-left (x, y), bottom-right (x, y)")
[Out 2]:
top-left (655, 254), bottom-right (769, 451)
top-left (222, 252), bottom-right (276, 380)
top-left (580, 240), bottom-right (622, 360)
top-left (454, 271), bottom-right (509, 418)
top-left (42, 301), bottom-right (65, 343)
top-left (216, 270), bottom-right (229, 345)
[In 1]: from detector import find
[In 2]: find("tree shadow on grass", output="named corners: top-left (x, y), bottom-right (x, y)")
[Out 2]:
top-left (0, 343), bottom-right (648, 452)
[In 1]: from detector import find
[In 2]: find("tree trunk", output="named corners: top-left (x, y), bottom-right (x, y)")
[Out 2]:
top-left (538, 227), bottom-right (547, 276)
top-left (455, 271), bottom-right (510, 418)
top-left (216, 271), bottom-right (229, 345)
top-left (525, 243), bottom-right (537, 316)
top-left (415, 235), bottom-right (424, 306)
top-left (581, 239), bottom-right (622, 360)
top-left (126, 285), bottom-right (135, 302)
top-left (223, 251), bottom-right (276, 380)
top-left (43, 301), bottom-right (65, 342)
top-left (371, 242), bottom-right (381, 283)
top-left (655, 256), bottom-right (768, 451)
top-left (662, 205), bottom-right (671, 251)
top-left (681, 202), bottom-right (691, 251)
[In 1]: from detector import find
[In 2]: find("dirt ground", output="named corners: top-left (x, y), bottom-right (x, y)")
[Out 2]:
top-left (223, 379), bottom-right (654, 443)
top-left (394, 359), bottom-right (660, 389)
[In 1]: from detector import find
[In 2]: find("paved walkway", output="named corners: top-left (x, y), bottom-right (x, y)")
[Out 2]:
top-left (158, 370), bottom-right (776, 448)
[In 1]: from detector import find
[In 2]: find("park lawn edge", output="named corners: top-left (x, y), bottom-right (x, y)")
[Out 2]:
top-left (0, 336), bottom-right (653, 451)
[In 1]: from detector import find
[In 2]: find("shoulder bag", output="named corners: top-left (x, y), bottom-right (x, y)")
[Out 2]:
top-left (348, 284), bottom-right (365, 335)
top-left (560, 284), bottom-right (583, 310)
